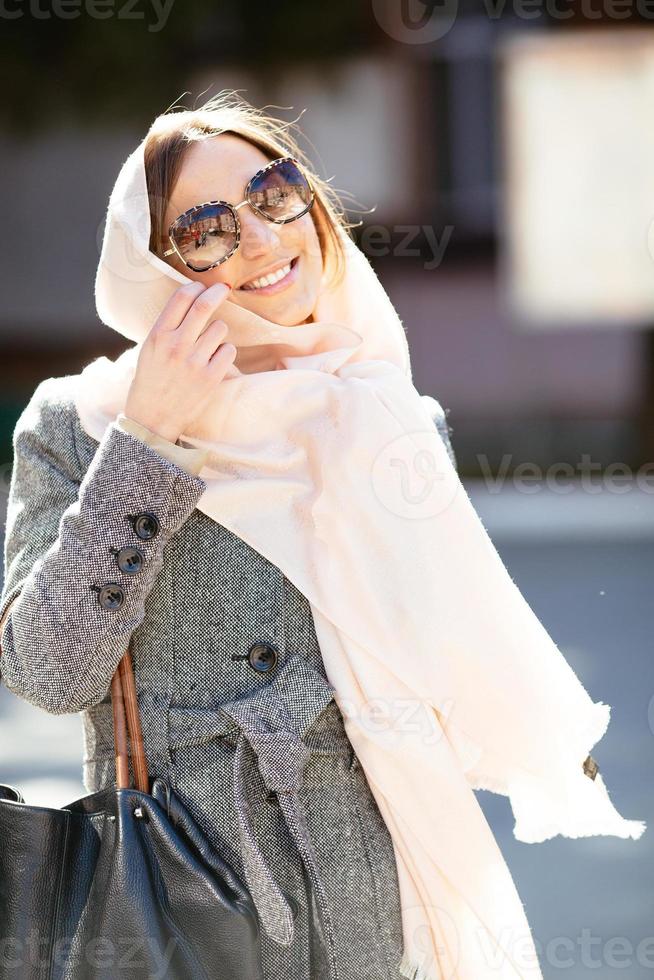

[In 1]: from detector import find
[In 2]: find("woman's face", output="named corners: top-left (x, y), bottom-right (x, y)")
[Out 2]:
top-left (162, 134), bottom-right (324, 326)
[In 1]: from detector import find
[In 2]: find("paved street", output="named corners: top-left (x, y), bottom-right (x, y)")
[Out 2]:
top-left (1, 482), bottom-right (652, 978)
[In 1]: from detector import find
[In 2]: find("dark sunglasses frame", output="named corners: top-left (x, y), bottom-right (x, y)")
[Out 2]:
top-left (162, 156), bottom-right (316, 272)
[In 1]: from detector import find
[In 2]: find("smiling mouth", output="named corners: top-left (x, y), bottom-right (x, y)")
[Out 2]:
top-left (238, 255), bottom-right (300, 294)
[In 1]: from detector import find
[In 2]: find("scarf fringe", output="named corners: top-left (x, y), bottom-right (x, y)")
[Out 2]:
top-left (514, 813), bottom-right (646, 844)
top-left (398, 948), bottom-right (443, 980)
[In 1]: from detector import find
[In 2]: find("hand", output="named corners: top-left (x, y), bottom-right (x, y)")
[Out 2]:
top-left (124, 281), bottom-right (236, 443)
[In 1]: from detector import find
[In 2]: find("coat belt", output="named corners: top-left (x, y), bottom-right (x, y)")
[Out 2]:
top-left (167, 655), bottom-right (344, 974)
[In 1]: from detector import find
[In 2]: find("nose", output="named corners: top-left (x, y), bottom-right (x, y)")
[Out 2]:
top-left (238, 208), bottom-right (282, 261)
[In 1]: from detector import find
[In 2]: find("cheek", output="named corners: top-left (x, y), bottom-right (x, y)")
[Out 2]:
top-left (303, 251), bottom-right (324, 297)
top-left (180, 267), bottom-right (205, 285)
top-left (294, 218), bottom-right (323, 287)
top-left (280, 215), bottom-right (318, 264)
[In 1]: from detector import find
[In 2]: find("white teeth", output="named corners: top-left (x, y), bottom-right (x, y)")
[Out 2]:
top-left (242, 262), bottom-right (292, 290)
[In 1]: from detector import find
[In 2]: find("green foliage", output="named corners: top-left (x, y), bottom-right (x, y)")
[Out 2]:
top-left (0, 0), bottom-right (371, 136)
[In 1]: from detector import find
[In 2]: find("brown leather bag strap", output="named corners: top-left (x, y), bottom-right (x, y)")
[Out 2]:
top-left (111, 665), bottom-right (130, 788)
top-left (0, 593), bottom-right (17, 644)
top-left (0, 591), bottom-right (150, 793)
top-left (118, 647), bottom-right (149, 792)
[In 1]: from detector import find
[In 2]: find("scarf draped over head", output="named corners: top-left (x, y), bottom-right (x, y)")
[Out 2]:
top-left (75, 132), bottom-right (646, 980)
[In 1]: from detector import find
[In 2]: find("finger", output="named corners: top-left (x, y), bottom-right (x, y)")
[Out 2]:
top-left (152, 281), bottom-right (207, 333)
top-left (175, 281), bottom-right (232, 345)
top-left (208, 340), bottom-right (237, 371)
top-left (192, 319), bottom-right (229, 361)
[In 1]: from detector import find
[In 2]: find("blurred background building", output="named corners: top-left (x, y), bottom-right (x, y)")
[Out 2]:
top-left (1, 4), bottom-right (654, 474)
top-left (1, 3), bottom-right (653, 977)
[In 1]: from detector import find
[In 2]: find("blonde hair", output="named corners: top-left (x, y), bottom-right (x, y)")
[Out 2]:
top-left (144, 89), bottom-right (358, 289)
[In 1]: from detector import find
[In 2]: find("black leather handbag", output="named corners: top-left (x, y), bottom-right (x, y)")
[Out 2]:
top-left (0, 596), bottom-right (265, 980)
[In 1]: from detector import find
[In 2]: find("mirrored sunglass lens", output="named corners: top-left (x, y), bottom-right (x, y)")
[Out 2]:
top-left (171, 203), bottom-right (237, 270)
top-left (249, 160), bottom-right (312, 220)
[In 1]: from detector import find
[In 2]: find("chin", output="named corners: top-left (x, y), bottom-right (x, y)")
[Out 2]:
top-left (271, 308), bottom-right (315, 327)
top-left (239, 292), bottom-right (317, 327)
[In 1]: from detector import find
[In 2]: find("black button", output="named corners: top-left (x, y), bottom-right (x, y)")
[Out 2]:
top-left (114, 546), bottom-right (144, 574)
top-left (247, 641), bottom-right (278, 674)
top-left (128, 512), bottom-right (160, 540)
top-left (97, 583), bottom-right (125, 610)
top-left (263, 789), bottom-right (279, 807)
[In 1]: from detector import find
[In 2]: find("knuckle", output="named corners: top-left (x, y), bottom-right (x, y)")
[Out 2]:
top-left (162, 335), bottom-right (184, 359)
top-left (152, 312), bottom-right (178, 336)
top-left (192, 294), bottom-right (216, 317)
top-left (166, 282), bottom-right (204, 313)
top-left (186, 352), bottom-right (207, 370)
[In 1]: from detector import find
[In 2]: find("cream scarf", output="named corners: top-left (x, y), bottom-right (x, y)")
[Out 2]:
top-left (74, 136), bottom-right (646, 980)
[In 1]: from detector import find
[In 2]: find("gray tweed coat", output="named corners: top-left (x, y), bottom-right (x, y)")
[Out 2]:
top-left (0, 375), bottom-right (457, 980)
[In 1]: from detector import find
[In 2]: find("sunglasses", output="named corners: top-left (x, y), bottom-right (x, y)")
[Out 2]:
top-left (162, 156), bottom-right (315, 273)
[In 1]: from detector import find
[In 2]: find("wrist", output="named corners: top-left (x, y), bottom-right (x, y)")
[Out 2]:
top-left (121, 413), bottom-right (182, 445)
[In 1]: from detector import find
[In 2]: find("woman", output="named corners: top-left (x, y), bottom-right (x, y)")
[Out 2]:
top-left (0, 91), bottom-right (644, 980)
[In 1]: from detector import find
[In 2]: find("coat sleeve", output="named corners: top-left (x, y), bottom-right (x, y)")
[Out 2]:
top-left (0, 377), bottom-right (207, 715)
top-left (115, 413), bottom-right (210, 477)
